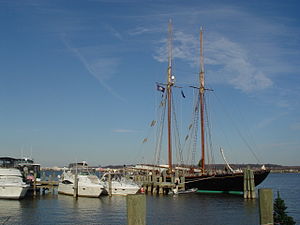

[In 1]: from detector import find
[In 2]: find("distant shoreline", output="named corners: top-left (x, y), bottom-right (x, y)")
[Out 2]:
top-left (270, 170), bottom-right (300, 174)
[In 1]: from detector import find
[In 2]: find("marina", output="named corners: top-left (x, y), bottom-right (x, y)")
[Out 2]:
top-left (0, 164), bottom-right (269, 199)
top-left (1, 1), bottom-right (299, 224)
top-left (0, 22), bottom-right (290, 225)
top-left (0, 23), bottom-right (272, 201)
top-left (0, 173), bottom-right (298, 225)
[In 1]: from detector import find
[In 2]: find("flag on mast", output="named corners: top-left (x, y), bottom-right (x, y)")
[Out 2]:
top-left (156, 84), bottom-right (165, 93)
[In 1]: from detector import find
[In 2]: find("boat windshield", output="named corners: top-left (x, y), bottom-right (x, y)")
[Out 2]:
top-left (0, 157), bottom-right (17, 168)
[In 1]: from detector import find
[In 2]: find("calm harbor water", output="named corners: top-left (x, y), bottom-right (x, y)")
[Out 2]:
top-left (0, 173), bottom-right (299, 225)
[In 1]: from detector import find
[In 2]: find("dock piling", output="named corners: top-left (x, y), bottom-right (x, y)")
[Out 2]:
top-left (152, 186), bottom-right (157, 194)
top-left (180, 176), bottom-right (185, 191)
top-left (159, 185), bottom-right (163, 194)
top-left (162, 170), bottom-right (167, 182)
top-left (33, 172), bottom-right (37, 197)
top-left (73, 173), bottom-right (78, 198)
top-left (127, 194), bottom-right (146, 225)
top-left (52, 172), bottom-right (56, 193)
top-left (259, 188), bottom-right (273, 225)
top-left (108, 173), bottom-right (112, 197)
top-left (244, 168), bottom-right (256, 199)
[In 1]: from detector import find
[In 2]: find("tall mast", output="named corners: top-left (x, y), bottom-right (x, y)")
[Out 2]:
top-left (199, 27), bottom-right (205, 171)
top-left (167, 19), bottom-right (174, 171)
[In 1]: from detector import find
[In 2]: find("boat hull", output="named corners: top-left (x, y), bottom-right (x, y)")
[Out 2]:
top-left (100, 173), bottom-right (140, 196)
top-left (102, 182), bottom-right (140, 196)
top-left (0, 168), bottom-right (29, 199)
top-left (107, 186), bottom-right (140, 196)
top-left (185, 170), bottom-right (270, 192)
top-left (58, 183), bottom-right (104, 197)
top-left (0, 185), bottom-right (29, 199)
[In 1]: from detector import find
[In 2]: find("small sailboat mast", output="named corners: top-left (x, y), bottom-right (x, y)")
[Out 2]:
top-left (199, 27), bottom-right (205, 171)
top-left (167, 19), bottom-right (174, 171)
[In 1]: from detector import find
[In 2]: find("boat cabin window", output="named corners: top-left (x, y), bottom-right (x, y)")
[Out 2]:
top-left (0, 157), bottom-right (16, 168)
top-left (62, 180), bottom-right (73, 184)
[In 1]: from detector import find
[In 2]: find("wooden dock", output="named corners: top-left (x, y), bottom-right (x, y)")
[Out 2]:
top-left (31, 172), bottom-right (59, 196)
top-left (132, 171), bottom-right (186, 195)
top-left (31, 180), bottom-right (59, 196)
top-left (127, 167), bottom-right (256, 196)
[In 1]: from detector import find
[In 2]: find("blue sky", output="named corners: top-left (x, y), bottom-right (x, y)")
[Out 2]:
top-left (0, 0), bottom-right (299, 167)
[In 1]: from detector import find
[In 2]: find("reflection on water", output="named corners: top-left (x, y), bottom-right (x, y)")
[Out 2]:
top-left (11, 195), bottom-right (128, 225)
top-left (57, 195), bottom-right (127, 224)
top-left (0, 173), bottom-right (298, 224)
top-left (0, 200), bottom-right (21, 224)
top-left (0, 194), bottom-right (261, 225)
top-left (147, 194), bottom-right (259, 225)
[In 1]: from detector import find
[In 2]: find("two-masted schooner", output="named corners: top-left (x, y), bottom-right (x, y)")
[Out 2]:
top-left (140, 21), bottom-right (269, 192)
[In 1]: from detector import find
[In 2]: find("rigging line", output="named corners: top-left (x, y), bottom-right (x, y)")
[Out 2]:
top-left (182, 91), bottom-right (193, 165)
top-left (156, 95), bottom-right (167, 165)
top-left (171, 88), bottom-right (180, 165)
top-left (232, 100), bottom-right (262, 160)
top-left (191, 91), bottom-right (200, 166)
top-left (208, 91), bottom-right (236, 163)
top-left (184, 88), bottom-right (200, 165)
top-left (135, 89), bottom-right (161, 164)
top-left (154, 102), bottom-right (165, 165)
top-left (204, 94), bottom-right (215, 168)
top-left (154, 93), bottom-right (167, 165)
top-left (187, 88), bottom-right (198, 165)
top-left (212, 91), bottom-right (261, 164)
top-left (180, 88), bottom-right (195, 166)
top-left (179, 83), bottom-right (184, 164)
top-left (187, 125), bottom-right (195, 165)
top-left (171, 95), bottom-right (184, 165)
top-left (185, 91), bottom-right (194, 165)
top-left (184, 122), bottom-right (194, 166)
top-left (135, 136), bottom-right (150, 165)
top-left (135, 120), bottom-right (154, 163)
top-left (139, 94), bottom-right (161, 165)
top-left (180, 124), bottom-right (190, 166)
top-left (139, 88), bottom-right (162, 165)
top-left (208, 93), bottom-right (215, 164)
top-left (204, 94), bottom-right (211, 165)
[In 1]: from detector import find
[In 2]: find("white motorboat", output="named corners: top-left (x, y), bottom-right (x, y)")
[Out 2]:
top-left (100, 173), bottom-right (140, 196)
top-left (0, 168), bottom-right (29, 199)
top-left (0, 156), bottom-right (41, 183)
top-left (58, 162), bottom-right (104, 198)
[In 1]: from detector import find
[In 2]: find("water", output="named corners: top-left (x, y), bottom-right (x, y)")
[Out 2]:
top-left (0, 173), bottom-right (299, 225)
top-left (259, 173), bottom-right (300, 222)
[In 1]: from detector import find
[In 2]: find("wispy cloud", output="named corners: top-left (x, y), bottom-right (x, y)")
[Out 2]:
top-left (206, 35), bottom-right (273, 92)
top-left (128, 27), bottom-right (151, 36)
top-left (128, 26), bottom-right (162, 36)
top-left (153, 31), bottom-right (198, 66)
top-left (105, 25), bottom-right (123, 40)
top-left (153, 30), bottom-right (272, 92)
top-left (62, 36), bottom-right (125, 102)
top-left (137, 4), bottom-right (299, 96)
